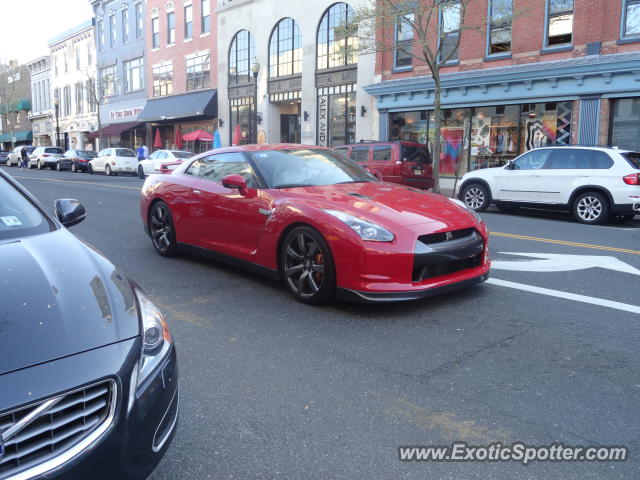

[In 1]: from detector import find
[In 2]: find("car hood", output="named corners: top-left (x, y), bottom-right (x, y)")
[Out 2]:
top-left (278, 182), bottom-right (477, 229)
top-left (0, 229), bottom-right (140, 375)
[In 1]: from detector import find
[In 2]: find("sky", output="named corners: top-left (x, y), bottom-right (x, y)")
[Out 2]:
top-left (0, 0), bottom-right (94, 64)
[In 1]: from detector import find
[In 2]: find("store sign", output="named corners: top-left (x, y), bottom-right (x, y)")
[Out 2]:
top-left (109, 107), bottom-right (143, 120)
top-left (318, 96), bottom-right (328, 147)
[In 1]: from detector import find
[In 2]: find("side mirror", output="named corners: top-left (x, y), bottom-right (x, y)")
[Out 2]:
top-left (506, 160), bottom-right (515, 170)
top-left (54, 199), bottom-right (86, 227)
top-left (222, 174), bottom-right (248, 194)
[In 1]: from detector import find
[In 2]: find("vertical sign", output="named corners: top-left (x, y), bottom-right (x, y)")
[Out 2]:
top-left (318, 95), bottom-right (328, 147)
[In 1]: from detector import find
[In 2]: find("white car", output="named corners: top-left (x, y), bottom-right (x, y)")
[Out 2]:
top-left (457, 146), bottom-right (640, 225)
top-left (137, 150), bottom-right (193, 178)
top-left (89, 148), bottom-right (138, 176)
top-left (6, 146), bottom-right (36, 166)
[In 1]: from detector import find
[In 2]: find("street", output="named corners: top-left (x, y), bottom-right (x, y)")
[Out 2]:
top-left (4, 166), bottom-right (640, 479)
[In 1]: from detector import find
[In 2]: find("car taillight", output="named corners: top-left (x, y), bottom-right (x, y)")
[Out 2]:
top-left (623, 173), bottom-right (640, 185)
top-left (111, 161), bottom-right (116, 165)
top-left (42, 154), bottom-right (49, 157)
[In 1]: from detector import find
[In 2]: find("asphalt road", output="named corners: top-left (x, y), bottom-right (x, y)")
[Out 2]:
top-left (3, 165), bottom-right (640, 480)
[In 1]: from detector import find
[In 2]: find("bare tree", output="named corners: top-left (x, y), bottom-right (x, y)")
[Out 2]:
top-left (340, 0), bottom-right (485, 194)
top-left (84, 67), bottom-right (114, 151)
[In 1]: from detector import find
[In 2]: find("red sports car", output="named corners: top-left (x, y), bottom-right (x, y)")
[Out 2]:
top-left (140, 144), bottom-right (490, 304)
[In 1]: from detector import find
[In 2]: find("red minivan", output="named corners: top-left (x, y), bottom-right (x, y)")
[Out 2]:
top-left (334, 141), bottom-right (434, 190)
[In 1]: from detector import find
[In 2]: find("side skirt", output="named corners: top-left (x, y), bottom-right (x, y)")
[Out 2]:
top-left (177, 242), bottom-right (280, 281)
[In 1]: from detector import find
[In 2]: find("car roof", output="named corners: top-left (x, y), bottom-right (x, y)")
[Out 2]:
top-left (531, 145), bottom-right (633, 153)
top-left (334, 141), bottom-right (427, 148)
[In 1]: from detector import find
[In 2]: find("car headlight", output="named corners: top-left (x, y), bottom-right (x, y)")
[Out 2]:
top-left (322, 209), bottom-right (394, 242)
top-left (129, 288), bottom-right (173, 412)
top-left (449, 198), bottom-right (484, 224)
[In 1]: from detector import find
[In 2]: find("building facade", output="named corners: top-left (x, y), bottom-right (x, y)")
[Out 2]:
top-left (365, 0), bottom-right (640, 189)
top-left (140, 0), bottom-right (218, 154)
top-left (0, 62), bottom-right (32, 151)
top-left (48, 20), bottom-right (99, 151)
top-left (90, 0), bottom-right (147, 149)
top-left (216, 0), bottom-right (379, 148)
top-left (27, 56), bottom-right (54, 146)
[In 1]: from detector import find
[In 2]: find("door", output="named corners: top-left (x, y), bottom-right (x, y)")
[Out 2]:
top-left (187, 152), bottom-right (271, 261)
top-left (495, 149), bottom-right (551, 202)
top-left (370, 144), bottom-right (401, 184)
top-left (280, 114), bottom-right (300, 143)
top-left (537, 148), bottom-right (593, 204)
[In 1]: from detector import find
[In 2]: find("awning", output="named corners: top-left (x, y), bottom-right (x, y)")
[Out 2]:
top-left (87, 121), bottom-right (142, 139)
top-left (0, 131), bottom-right (33, 143)
top-left (182, 129), bottom-right (213, 141)
top-left (139, 89), bottom-right (217, 122)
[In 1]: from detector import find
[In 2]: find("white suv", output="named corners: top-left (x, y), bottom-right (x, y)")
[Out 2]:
top-left (457, 146), bottom-right (640, 224)
top-left (89, 148), bottom-right (138, 176)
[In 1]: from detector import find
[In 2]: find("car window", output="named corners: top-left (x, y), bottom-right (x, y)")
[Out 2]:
top-left (544, 149), bottom-right (590, 169)
top-left (171, 151), bottom-right (193, 159)
top-left (351, 146), bottom-right (370, 163)
top-left (513, 150), bottom-right (552, 170)
top-left (0, 175), bottom-right (53, 240)
top-left (44, 147), bottom-right (64, 154)
top-left (401, 145), bottom-right (431, 164)
top-left (333, 147), bottom-right (348, 157)
top-left (589, 151), bottom-right (614, 169)
top-left (372, 145), bottom-right (392, 162)
top-left (187, 152), bottom-right (256, 187)
top-left (251, 149), bottom-right (376, 188)
top-left (622, 152), bottom-right (640, 169)
top-left (115, 148), bottom-right (135, 157)
top-left (79, 150), bottom-right (97, 158)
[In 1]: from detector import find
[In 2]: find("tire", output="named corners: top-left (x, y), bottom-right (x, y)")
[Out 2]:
top-left (461, 183), bottom-right (490, 212)
top-left (88, 164), bottom-right (94, 174)
top-left (138, 165), bottom-right (146, 179)
top-left (105, 164), bottom-right (112, 176)
top-left (37, 160), bottom-right (43, 170)
top-left (71, 163), bottom-right (77, 173)
top-left (572, 191), bottom-right (610, 225)
top-left (56, 162), bottom-right (61, 171)
top-left (280, 226), bottom-right (336, 305)
top-left (149, 202), bottom-right (178, 257)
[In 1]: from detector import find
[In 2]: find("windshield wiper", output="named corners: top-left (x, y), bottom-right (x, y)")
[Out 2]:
top-left (273, 183), bottom-right (310, 189)
top-left (334, 180), bottom-right (370, 185)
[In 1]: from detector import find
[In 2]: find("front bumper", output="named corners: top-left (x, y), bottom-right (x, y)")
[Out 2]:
top-left (0, 339), bottom-right (178, 480)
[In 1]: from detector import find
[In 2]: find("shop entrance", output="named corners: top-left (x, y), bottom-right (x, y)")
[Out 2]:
top-left (280, 113), bottom-right (300, 143)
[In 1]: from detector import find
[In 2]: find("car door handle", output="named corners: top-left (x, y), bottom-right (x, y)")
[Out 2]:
top-left (193, 189), bottom-right (201, 195)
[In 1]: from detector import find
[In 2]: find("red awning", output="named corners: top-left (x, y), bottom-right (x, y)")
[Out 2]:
top-left (182, 129), bottom-right (213, 142)
top-left (87, 121), bottom-right (142, 139)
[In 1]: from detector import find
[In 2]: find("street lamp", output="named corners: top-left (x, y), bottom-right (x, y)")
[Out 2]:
top-left (251, 61), bottom-right (260, 144)
top-left (53, 97), bottom-right (60, 148)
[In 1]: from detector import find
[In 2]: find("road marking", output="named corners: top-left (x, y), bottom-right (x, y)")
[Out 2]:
top-left (492, 252), bottom-right (640, 275)
top-left (487, 278), bottom-right (640, 314)
top-left (10, 175), bottom-right (141, 191)
top-left (491, 231), bottom-right (640, 256)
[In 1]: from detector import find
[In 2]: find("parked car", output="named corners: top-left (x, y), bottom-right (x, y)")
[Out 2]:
top-left (89, 148), bottom-right (138, 176)
top-left (334, 141), bottom-right (434, 190)
top-left (29, 146), bottom-right (68, 170)
top-left (457, 146), bottom-right (640, 224)
top-left (137, 150), bottom-right (193, 179)
top-left (0, 169), bottom-right (178, 479)
top-left (140, 144), bottom-right (489, 305)
top-left (0, 150), bottom-right (9, 165)
top-left (6, 145), bottom-right (36, 167)
top-left (64, 149), bottom-right (98, 173)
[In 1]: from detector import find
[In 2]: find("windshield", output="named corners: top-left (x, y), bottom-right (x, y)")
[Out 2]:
top-left (116, 148), bottom-right (136, 157)
top-left (171, 151), bottom-right (193, 159)
top-left (78, 150), bottom-right (98, 158)
top-left (250, 149), bottom-right (377, 189)
top-left (622, 152), bottom-right (640, 169)
top-left (0, 175), bottom-right (53, 240)
top-left (45, 147), bottom-right (64, 154)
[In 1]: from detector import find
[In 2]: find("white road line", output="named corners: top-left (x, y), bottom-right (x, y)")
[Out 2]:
top-left (487, 278), bottom-right (640, 315)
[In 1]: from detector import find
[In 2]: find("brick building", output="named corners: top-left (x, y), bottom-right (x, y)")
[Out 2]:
top-left (139, 0), bottom-right (218, 154)
top-left (0, 62), bottom-right (32, 151)
top-left (364, 0), bottom-right (640, 189)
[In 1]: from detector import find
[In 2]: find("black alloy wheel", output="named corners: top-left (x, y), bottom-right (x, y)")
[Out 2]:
top-left (149, 202), bottom-right (178, 257)
top-left (281, 226), bottom-right (336, 304)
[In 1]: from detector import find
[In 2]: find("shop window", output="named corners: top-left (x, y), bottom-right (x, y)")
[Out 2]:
top-left (317, 3), bottom-right (357, 70)
top-left (230, 97), bottom-right (255, 145)
top-left (373, 145), bottom-right (392, 161)
top-left (394, 14), bottom-right (414, 69)
top-left (389, 111), bottom-right (428, 143)
top-left (611, 98), bottom-right (640, 151)
top-left (269, 18), bottom-right (302, 78)
top-left (229, 30), bottom-right (256, 86)
top-left (546, 0), bottom-right (573, 47)
top-left (440, 1), bottom-right (461, 62)
top-left (436, 108), bottom-right (470, 176)
top-left (470, 105), bottom-right (519, 170)
top-left (488, 0), bottom-right (512, 55)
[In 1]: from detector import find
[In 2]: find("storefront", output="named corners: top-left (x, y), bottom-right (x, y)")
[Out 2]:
top-left (317, 84), bottom-right (357, 147)
top-left (365, 51), bottom-right (640, 186)
top-left (229, 97), bottom-right (254, 146)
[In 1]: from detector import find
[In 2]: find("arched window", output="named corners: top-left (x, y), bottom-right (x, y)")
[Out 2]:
top-left (228, 29), bottom-right (256, 85)
top-left (269, 18), bottom-right (302, 78)
top-left (317, 2), bottom-right (356, 70)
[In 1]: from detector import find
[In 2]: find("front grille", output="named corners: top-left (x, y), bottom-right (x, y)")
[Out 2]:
top-left (413, 254), bottom-right (482, 282)
top-left (418, 227), bottom-right (475, 245)
top-left (0, 380), bottom-right (116, 479)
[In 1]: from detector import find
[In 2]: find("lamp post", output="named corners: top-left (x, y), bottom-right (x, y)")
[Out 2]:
top-left (251, 61), bottom-right (260, 144)
top-left (53, 97), bottom-right (61, 148)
